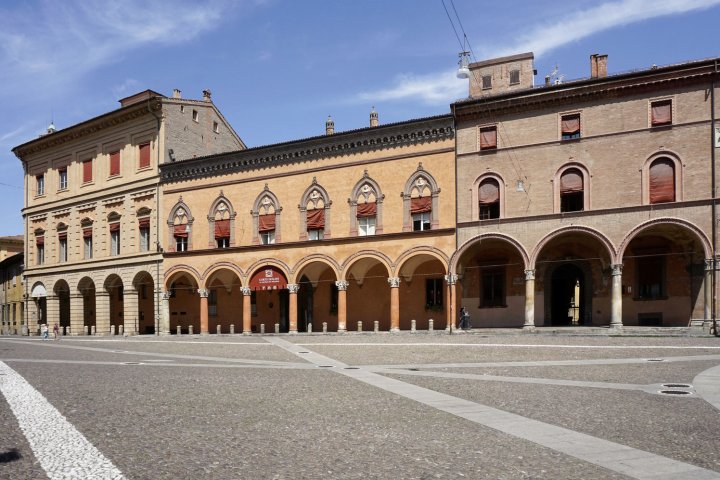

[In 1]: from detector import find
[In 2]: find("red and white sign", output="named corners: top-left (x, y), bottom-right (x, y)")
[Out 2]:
top-left (249, 266), bottom-right (287, 291)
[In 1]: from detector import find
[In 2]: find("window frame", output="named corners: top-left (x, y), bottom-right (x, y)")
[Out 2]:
top-left (560, 113), bottom-right (582, 141)
top-left (36, 174), bottom-right (45, 196)
top-left (480, 267), bottom-right (506, 308)
top-left (481, 74), bottom-right (492, 90)
top-left (412, 212), bottom-right (431, 231)
top-left (509, 69), bottom-right (520, 85)
top-left (358, 216), bottom-right (376, 236)
top-left (425, 278), bottom-right (444, 309)
top-left (650, 98), bottom-right (673, 127)
top-left (58, 168), bottom-right (68, 191)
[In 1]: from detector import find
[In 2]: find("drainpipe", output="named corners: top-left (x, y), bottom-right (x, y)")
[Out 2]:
top-left (148, 98), bottom-right (162, 336)
top-left (711, 73), bottom-right (718, 336)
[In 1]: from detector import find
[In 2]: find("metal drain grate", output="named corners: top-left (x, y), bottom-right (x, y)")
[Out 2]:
top-left (662, 383), bottom-right (691, 388)
top-left (317, 365), bottom-right (334, 368)
top-left (659, 390), bottom-right (691, 395)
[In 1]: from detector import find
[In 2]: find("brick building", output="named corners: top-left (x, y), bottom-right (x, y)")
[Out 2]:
top-left (13, 89), bottom-right (244, 335)
top-left (451, 53), bottom-right (719, 329)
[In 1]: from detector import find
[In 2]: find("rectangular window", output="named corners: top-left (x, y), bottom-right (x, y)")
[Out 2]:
top-left (59, 236), bottom-right (67, 262)
top-left (482, 74), bottom-right (492, 89)
top-left (138, 143), bottom-right (151, 169)
top-left (358, 216), bottom-right (376, 236)
top-left (84, 235), bottom-right (93, 259)
top-left (36, 235), bottom-right (44, 265)
top-left (308, 229), bottom-right (324, 241)
top-left (209, 289), bottom-right (218, 316)
top-left (36, 175), bottom-right (44, 196)
top-left (637, 255), bottom-right (665, 299)
top-left (509, 69), bottom-right (520, 85)
top-left (140, 226), bottom-right (150, 252)
top-left (479, 126), bottom-right (497, 150)
top-left (412, 212), bottom-right (431, 231)
top-left (651, 99), bottom-right (672, 126)
top-left (213, 121), bottom-right (219, 133)
top-left (425, 278), bottom-right (443, 308)
top-left (481, 268), bottom-right (505, 307)
top-left (479, 203), bottom-right (500, 220)
top-left (192, 110), bottom-right (199, 122)
top-left (561, 114), bottom-right (581, 140)
top-left (175, 236), bottom-right (188, 252)
top-left (109, 150), bottom-right (120, 176)
top-left (82, 159), bottom-right (93, 183)
top-left (217, 237), bottom-right (230, 248)
top-left (58, 168), bottom-right (67, 190)
top-left (110, 226), bottom-right (120, 256)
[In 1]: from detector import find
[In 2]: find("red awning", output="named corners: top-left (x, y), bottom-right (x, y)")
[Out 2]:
top-left (214, 219), bottom-right (230, 238)
top-left (560, 170), bottom-right (583, 194)
top-left (479, 127), bottom-right (497, 149)
top-left (36, 235), bottom-right (44, 246)
top-left (649, 159), bottom-right (675, 203)
top-left (249, 266), bottom-right (288, 291)
top-left (561, 115), bottom-right (580, 134)
top-left (83, 228), bottom-right (93, 238)
top-left (173, 224), bottom-right (188, 238)
top-left (138, 217), bottom-right (150, 228)
top-left (410, 196), bottom-right (432, 214)
top-left (258, 214), bottom-right (275, 232)
top-left (478, 179), bottom-right (500, 204)
top-left (356, 202), bottom-right (376, 218)
top-left (109, 222), bottom-right (120, 232)
top-left (306, 209), bottom-right (325, 229)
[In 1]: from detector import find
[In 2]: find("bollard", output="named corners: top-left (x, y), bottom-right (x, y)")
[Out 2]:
top-left (217, 324), bottom-right (221, 335)
top-left (357, 321), bottom-right (363, 332)
top-left (275, 323), bottom-right (279, 334)
top-left (374, 321), bottom-right (379, 333)
top-left (411, 319), bottom-right (416, 332)
top-left (307, 323), bottom-right (312, 333)
top-left (322, 322), bottom-right (327, 333)
top-left (230, 324), bottom-right (235, 335)
top-left (176, 325), bottom-right (182, 335)
top-left (119, 325), bottom-right (124, 336)
top-left (429, 319), bottom-right (434, 332)
top-left (260, 323), bottom-right (265, 334)
top-left (188, 325), bottom-right (193, 335)
top-left (92, 325), bottom-right (96, 335)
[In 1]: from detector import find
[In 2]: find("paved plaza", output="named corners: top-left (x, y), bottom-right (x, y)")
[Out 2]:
top-left (1, 331), bottom-right (720, 479)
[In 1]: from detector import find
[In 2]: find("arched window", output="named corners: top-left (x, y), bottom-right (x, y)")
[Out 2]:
top-left (649, 158), bottom-right (675, 204)
top-left (107, 212), bottom-right (121, 256)
top-left (207, 193), bottom-right (236, 248)
top-left (478, 178), bottom-right (500, 219)
top-left (560, 168), bottom-right (584, 212)
top-left (299, 178), bottom-right (331, 241)
top-left (167, 198), bottom-right (193, 252)
top-left (403, 164), bottom-right (440, 232)
top-left (251, 185), bottom-right (282, 245)
top-left (349, 171), bottom-right (384, 236)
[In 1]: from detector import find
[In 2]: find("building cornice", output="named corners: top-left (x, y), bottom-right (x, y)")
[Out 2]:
top-left (161, 115), bottom-right (454, 183)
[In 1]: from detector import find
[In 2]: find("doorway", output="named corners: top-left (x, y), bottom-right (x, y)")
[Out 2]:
top-left (549, 263), bottom-right (586, 326)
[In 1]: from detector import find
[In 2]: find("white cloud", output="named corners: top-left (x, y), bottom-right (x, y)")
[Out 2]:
top-left (488, 0), bottom-right (720, 58)
top-left (356, 70), bottom-right (468, 105)
top-left (111, 79), bottom-right (140, 100)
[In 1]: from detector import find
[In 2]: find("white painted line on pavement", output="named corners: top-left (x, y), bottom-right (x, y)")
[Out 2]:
top-left (0, 361), bottom-right (125, 480)
top-left (294, 342), bottom-right (720, 349)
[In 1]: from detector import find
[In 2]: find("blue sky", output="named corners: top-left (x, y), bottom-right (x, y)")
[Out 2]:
top-left (1, 0), bottom-right (719, 235)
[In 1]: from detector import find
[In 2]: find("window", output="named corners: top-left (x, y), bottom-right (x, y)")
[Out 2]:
top-left (82, 159), bottom-right (93, 183)
top-left (36, 175), bottom-right (45, 196)
top-left (213, 121), bottom-right (219, 133)
top-left (35, 232), bottom-right (44, 265)
top-left (210, 198), bottom-right (234, 248)
top-left (403, 167), bottom-right (439, 232)
top-left (636, 255), bottom-right (665, 299)
top-left (180, 105), bottom-right (185, 113)
top-left (308, 227), bottom-right (324, 241)
top-left (479, 126), bottom-right (497, 150)
top-left (482, 74), bottom-right (492, 89)
top-left (411, 197), bottom-right (432, 231)
top-left (138, 217), bottom-right (150, 252)
top-left (83, 225), bottom-right (93, 259)
top-left (169, 204), bottom-right (192, 252)
top-left (217, 236), bottom-right (230, 248)
top-left (481, 268), bottom-right (505, 307)
top-left (509, 69), bottom-right (520, 85)
top-left (560, 168), bottom-right (584, 212)
top-left (58, 168), bottom-right (67, 190)
top-left (109, 150), bottom-right (120, 177)
top-left (58, 229), bottom-right (67, 262)
top-left (174, 226), bottom-right (188, 252)
top-left (192, 110), bottom-right (199, 122)
top-left (358, 216), bottom-right (376, 236)
top-left (214, 218), bottom-right (230, 248)
top-left (209, 289), bottom-right (218, 316)
top-left (138, 142), bottom-right (151, 169)
top-left (561, 114), bottom-right (581, 140)
top-left (651, 100), bottom-right (672, 126)
top-left (649, 158), bottom-right (675, 204)
top-left (478, 178), bottom-right (500, 219)
top-left (253, 188), bottom-right (281, 245)
top-left (301, 182), bottom-right (330, 241)
top-left (109, 222), bottom-right (120, 256)
top-left (425, 278), bottom-right (443, 309)
top-left (412, 212), bottom-right (431, 231)
top-left (260, 230), bottom-right (275, 245)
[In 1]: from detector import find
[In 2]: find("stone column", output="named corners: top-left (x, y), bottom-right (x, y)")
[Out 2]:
top-left (160, 292), bottom-right (171, 335)
top-left (46, 294), bottom-right (59, 330)
top-left (124, 290), bottom-right (139, 335)
top-left (197, 289), bottom-right (209, 334)
top-left (288, 284), bottom-right (299, 334)
top-left (388, 277), bottom-right (400, 332)
top-left (70, 294), bottom-right (84, 336)
top-left (705, 259), bottom-right (713, 322)
top-left (28, 299), bottom-right (40, 335)
top-left (335, 280), bottom-right (349, 332)
top-left (96, 292), bottom-right (111, 335)
top-left (523, 269), bottom-right (536, 330)
top-left (610, 264), bottom-right (623, 328)
top-left (241, 287), bottom-right (252, 334)
top-left (444, 274), bottom-right (457, 331)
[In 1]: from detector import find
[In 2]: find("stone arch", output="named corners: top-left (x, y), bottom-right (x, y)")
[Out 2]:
top-left (531, 226), bottom-right (616, 267)
top-left (402, 163), bottom-right (441, 231)
top-left (340, 250), bottom-right (394, 280)
top-left (553, 162), bottom-right (591, 213)
top-left (251, 184), bottom-right (283, 244)
top-left (617, 217), bottom-right (712, 261)
top-left (167, 197), bottom-right (194, 252)
top-left (641, 150), bottom-right (683, 205)
top-left (77, 276), bottom-right (96, 333)
top-left (299, 177), bottom-right (332, 240)
top-left (394, 246), bottom-right (449, 278)
top-left (103, 273), bottom-right (124, 333)
top-left (245, 258), bottom-right (292, 285)
top-left (132, 270), bottom-right (155, 334)
top-left (202, 262), bottom-right (245, 287)
top-left (451, 233), bottom-right (530, 274)
top-left (207, 191), bottom-right (237, 248)
top-left (291, 254), bottom-right (341, 283)
top-left (348, 170), bottom-right (385, 236)
top-left (472, 173), bottom-right (505, 220)
top-left (163, 265), bottom-right (202, 291)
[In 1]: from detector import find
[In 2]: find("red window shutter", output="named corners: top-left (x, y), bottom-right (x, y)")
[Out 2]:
top-left (83, 227), bottom-right (93, 238)
top-left (173, 224), bottom-right (188, 238)
top-left (479, 127), bottom-right (497, 149)
top-left (82, 160), bottom-right (93, 183)
top-left (356, 202), bottom-right (377, 218)
top-left (36, 235), bottom-right (45, 246)
top-left (561, 115), bottom-right (581, 135)
top-left (139, 143), bottom-right (151, 169)
top-left (109, 151), bottom-right (120, 176)
top-left (138, 217), bottom-right (150, 228)
top-left (306, 209), bottom-right (325, 229)
top-left (651, 101), bottom-right (672, 126)
top-left (560, 170), bottom-right (583, 193)
top-left (649, 159), bottom-right (675, 203)
top-left (109, 222), bottom-right (120, 232)
top-left (58, 231), bottom-right (67, 241)
top-left (258, 214), bottom-right (276, 232)
top-left (410, 197), bottom-right (432, 214)
top-left (214, 219), bottom-right (230, 238)
top-left (478, 179), bottom-right (500, 204)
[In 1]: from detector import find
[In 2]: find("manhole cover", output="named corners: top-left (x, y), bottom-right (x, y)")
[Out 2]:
top-left (659, 390), bottom-right (691, 395)
top-left (646, 359), bottom-right (665, 362)
top-left (662, 383), bottom-right (691, 388)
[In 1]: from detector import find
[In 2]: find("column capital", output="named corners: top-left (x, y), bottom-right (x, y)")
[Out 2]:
top-left (162, 291), bottom-right (172, 300)
top-left (335, 280), bottom-right (349, 291)
top-left (287, 284), bottom-right (300, 294)
top-left (240, 286), bottom-right (252, 296)
top-left (387, 277), bottom-right (401, 288)
top-left (705, 258), bottom-right (715, 271)
top-left (611, 264), bottom-right (623, 276)
top-left (524, 269), bottom-right (535, 281)
top-left (197, 289), bottom-right (209, 298)
top-left (444, 274), bottom-right (458, 285)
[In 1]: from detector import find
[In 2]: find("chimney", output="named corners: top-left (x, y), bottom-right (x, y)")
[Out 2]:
top-left (325, 116), bottom-right (334, 135)
top-left (370, 107), bottom-right (378, 127)
top-left (590, 54), bottom-right (598, 78)
top-left (590, 54), bottom-right (608, 78)
top-left (202, 89), bottom-right (212, 102)
top-left (172, 88), bottom-right (182, 99)
top-left (544, 75), bottom-right (551, 86)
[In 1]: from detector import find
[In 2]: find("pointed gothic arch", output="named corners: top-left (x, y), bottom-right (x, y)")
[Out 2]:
top-left (402, 163), bottom-right (440, 232)
top-left (251, 184), bottom-right (283, 245)
top-left (167, 198), bottom-right (194, 252)
top-left (348, 170), bottom-right (385, 236)
top-left (299, 177), bottom-right (332, 240)
top-left (207, 192), bottom-right (237, 248)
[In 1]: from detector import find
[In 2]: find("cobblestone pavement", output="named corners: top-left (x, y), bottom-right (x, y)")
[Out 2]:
top-left (0, 332), bottom-right (719, 479)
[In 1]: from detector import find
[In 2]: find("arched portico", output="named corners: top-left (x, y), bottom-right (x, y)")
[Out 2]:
top-left (166, 270), bottom-right (200, 334)
top-left (343, 254), bottom-right (392, 331)
top-left (204, 267), bottom-right (243, 334)
top-left (30, 282), bottom-right (47, 335)
top-left (293, 257), bottom-right (339, 332)
top-left (395, 249), bottom-right (449, 330)
top-left (52, 279), bottom-right (71, 335)
top-left (77, 277), bottom-right (96, 335)
top-left (103, 274), bottom-right (124, 335)
top-left (132, 271), bottom-right (155, 335)
top-left (248, 265), bottom-right (290, 333)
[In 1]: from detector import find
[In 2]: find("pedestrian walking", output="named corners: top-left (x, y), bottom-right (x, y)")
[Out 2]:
top-left (53, 323), bottom-right (59, 340)
top-left (40, 323), bottom-right (48, 340)
top-left (458, 307), bottom-right (471, 330)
